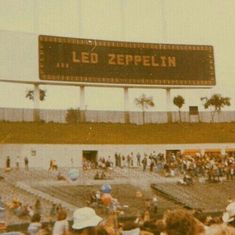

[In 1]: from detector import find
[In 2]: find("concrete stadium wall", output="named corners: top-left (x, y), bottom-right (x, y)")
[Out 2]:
top-left (0, 143), bottom-right (235, 169)
top-left (0, 108), bottom-right (235, 124)
top-left (0, 30), bottom-right (38, 80)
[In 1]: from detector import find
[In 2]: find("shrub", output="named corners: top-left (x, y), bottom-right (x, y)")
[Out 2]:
top-left (65, 108), bottom-right (80, 123)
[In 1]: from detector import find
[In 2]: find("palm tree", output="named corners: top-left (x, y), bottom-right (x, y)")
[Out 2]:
top-left (135, 94), bottom-right (155, 124)
top-left (25, 88), bottom-right (46, 122)
top-left (201, 94), bottom-right (231, 122)
top-left (173, 95), bottom-right (185, 122)
top-left (25, 89), bottom-right (46, 101)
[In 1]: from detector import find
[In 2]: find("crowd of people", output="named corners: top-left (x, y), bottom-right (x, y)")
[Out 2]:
top-left (83, 151), bottom-right (235, 184)
top-left (5, 150), bottom-right (235, 185)
top-left (1, 203), bottom-right (235, 234)
top-left (2, 151), bottom-right (235, 234)
top-left (160, 151), bottom-right (235, 183)
top-left (2, 197), bottom-right (49, 221)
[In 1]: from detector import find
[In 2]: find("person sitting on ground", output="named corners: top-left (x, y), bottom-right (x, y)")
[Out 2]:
top-left (7, 197), bottom-right (21, 209)
top-left (52, 209), bottom-right (70, 235)
top-left (100, 171), bottom-right (106, 180)
top-left (178, 174), bottom-right (193, 185)
top-left (57, 172), bottom-right (67, 181)
top-left (94, 171), bottom-right (101, 180)
top-left (28, 213), bottom-right (42, 235)
top-left (14, 202), bottom-right (28, 217)
top-left (183, 174), bottom-right (193, 185)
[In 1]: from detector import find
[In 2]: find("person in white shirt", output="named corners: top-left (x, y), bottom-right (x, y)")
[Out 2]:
top-left (52, 209), bottom-right (70, 235)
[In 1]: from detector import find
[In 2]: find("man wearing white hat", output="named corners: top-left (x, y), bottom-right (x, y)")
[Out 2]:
top-left (222, 202), bottom-right (235, 227)
top-left (72, 207), bottom-right (103, 234)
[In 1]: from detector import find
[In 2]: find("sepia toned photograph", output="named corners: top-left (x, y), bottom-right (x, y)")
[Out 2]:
top-left (0, 1), bottom-right (235, 234)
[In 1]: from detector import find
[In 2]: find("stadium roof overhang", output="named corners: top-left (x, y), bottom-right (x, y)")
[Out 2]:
top-left (0, 78), bottom-right (214, 89)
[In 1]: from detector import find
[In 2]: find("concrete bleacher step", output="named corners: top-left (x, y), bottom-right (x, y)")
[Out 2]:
top-left (15, 181), bottom-right (76, 213)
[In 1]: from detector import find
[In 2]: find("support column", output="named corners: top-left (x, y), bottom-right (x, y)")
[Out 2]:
top-left (166, 88), bottom-right (172, 123)
top-left (77, 0), bottom-right (83, 37)
top-left (124, 87), bottom-right (130, 124)
top-left (79, 86), bottom-right (86, 122)
top-left (160, 0), bottom-right (167, 42)
top-left (120, 0), bottom-right (126, 40)
top-left (33, 84), bottom-right (40, 122)
top-left (33, 0), bottom-right (39, 33)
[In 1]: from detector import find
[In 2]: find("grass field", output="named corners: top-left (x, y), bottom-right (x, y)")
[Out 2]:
top-left (0, 121), bottom-right (235, 144)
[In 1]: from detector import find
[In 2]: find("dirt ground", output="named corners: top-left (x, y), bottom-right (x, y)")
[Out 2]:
top-left (35, 183), bottom-right (180, 219)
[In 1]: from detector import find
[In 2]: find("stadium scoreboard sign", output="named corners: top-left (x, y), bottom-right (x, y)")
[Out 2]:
top-left (39, 35), bottom-right (216, 86)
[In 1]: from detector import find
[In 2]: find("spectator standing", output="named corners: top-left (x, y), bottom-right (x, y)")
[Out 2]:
top-left (127, 155), bottom-right (131, 168)
top-left (150, 159), bottom-right (155, 172)
top-left (6, 156), bottom-right (10, 169)
top-left (142, 156), bottom-right (147, 172)
top-left (48, 160), bottom-right (53, 171)
top-left (16, 156), bottom-right (20, 170)
top-left (137, 152), bottom-right (141, 167)
top-left (115, 153), bottom-right (118, 167)
top-left (24, 156), bottom-right (29, 170)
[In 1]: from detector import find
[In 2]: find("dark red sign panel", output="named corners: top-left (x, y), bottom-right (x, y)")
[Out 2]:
top-left (39, 35), bottom-right (216, 86)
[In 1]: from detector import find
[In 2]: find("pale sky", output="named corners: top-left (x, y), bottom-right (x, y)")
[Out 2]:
top-left (0, 0), bottom-right (235, 111)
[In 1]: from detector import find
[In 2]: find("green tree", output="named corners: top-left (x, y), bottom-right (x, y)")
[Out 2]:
top-left (135, 94), bottom-right (155, 124)
top-left (173, 95), bottom-right (185, 122)
top-left (25, 89), bottom-right (46, 101)
top-left (201, 94), bottom-right (231, 122)
top-left (66, 108), bottom-right (80, 123)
